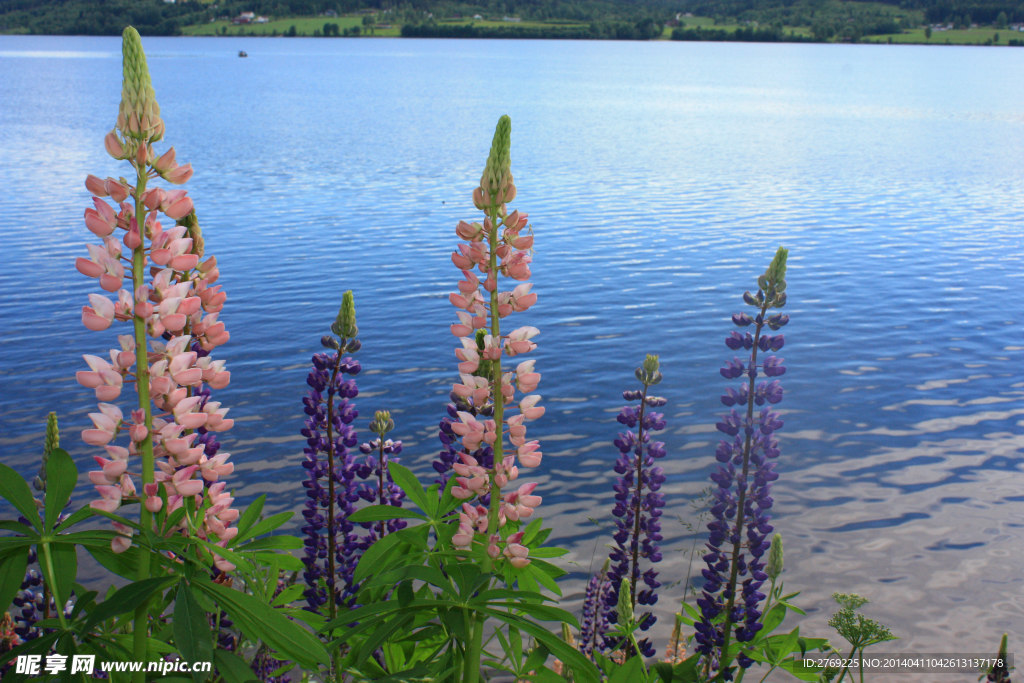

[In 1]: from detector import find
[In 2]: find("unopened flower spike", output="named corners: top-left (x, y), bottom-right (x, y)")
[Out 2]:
top-left (330, 290), bottom-right (358, 340)
top-left (475, 115), bottom-right (514, 209)
top-left (33, 412), bottom-right (60, 492)
top-left (117, 26), bottom-right (163, 142)
top-left (766, 532), bottom-right (784, 580)
top-left (369, 410), bottom-right (395, 437)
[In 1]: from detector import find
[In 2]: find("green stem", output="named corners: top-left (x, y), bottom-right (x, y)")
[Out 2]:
top-left (131, 147), bottom-right (153, 683)
top-left (463, 610), bottom-right (484, 683)
top-left (485, 207), bottom-right (504, 538)
top-left (325, 353), bottom-right (342, 625)
top-left (38, 542), bottom-right (69, 630)
top-left (834, 644), bottom-right (858, 682)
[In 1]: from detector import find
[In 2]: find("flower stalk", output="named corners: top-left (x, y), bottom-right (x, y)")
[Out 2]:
top-left (695, 247), bottom-right (789, 681)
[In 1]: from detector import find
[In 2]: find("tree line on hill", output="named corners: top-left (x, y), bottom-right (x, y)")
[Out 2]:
top-left (2, 0), bottom-right (1024, 38)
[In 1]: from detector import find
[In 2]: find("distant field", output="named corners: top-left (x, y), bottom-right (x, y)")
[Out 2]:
top-left (182, 16), bottom-right (401, 37)
top-left (865, 26), bottom-right (1024, 45)
top-left (435, 18), bottom-right (590, 31)
top-left (180, 14), bottom-right (1024, 46)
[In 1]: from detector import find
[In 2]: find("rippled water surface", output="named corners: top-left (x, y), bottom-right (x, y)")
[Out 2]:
top-left (2, 35), bottom-right (1023, 670)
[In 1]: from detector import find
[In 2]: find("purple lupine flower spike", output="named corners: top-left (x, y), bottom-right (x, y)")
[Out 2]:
top-left (300, 292), bottom-right (362, 616)
top-left (695, 247), bottom-right (789, 680)
top-left (597, 354), bottom-right (667, 660)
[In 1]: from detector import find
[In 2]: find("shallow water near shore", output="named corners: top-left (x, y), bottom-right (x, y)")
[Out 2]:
top-left (1, 34), bottom-right (1023, 675)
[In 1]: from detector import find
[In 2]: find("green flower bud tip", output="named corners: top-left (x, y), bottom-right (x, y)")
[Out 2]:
top-left (766, 532), bottom-right (783, 579)
top-left (331, 290), bottom-right (358, 339)
top-left (765, 246), bottom-right (788, 285)
top-left (44, 411), bottom-right (59, 457)
top-left (370, 410), bottom-right (395, 436)
top-left (118, 26), bottom-right (163, 141)
top-left (481, 115), bottom-right (512, 195)
top-left (635, 353), bottom-right (663, 386)
top-left (616, 577), bottom-right (634, 625)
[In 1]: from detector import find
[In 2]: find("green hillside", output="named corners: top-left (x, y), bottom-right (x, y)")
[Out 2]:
top-left (1, 0), bottom-right (1022, 43)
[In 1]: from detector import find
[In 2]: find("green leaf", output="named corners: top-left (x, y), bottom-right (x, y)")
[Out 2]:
top-left (45, 541), bottom-right (77, 607)
top-left (608, 654), bottom-right (644, 682)
top-left (54, 505), bottom-right (96, 533)
top-left (0, 548), bottom-right (30, 615)
top-left (84, 542), bottom-right (141, 580)
top-left (0, 463), bottom-right (41, 531)
top-left (387, 463), bottom-right (430, 513)
top-left (485, 601), bottom-right (579, 627)
top-left (348, 505), bottom-right (428, 523)
top-left (43, 449), bottom-right (76, 531)
top-left (235, 511), bottom-right (294, 545)
top-left (779, 656), bottom-right (826, 681)
top-left (353, 524), bottom-right (427, 583)
top-left (772, 628), bottom-right (801, 664)
top-left (214, 649), bottom-right (263, 683)
top-left (173, 583), bottom-right (213, 682)
top-left (237, 535), bottom-right (302, 551)
top-left (527, 546), bottom-right (568, 559)
top-left (760, 601), bottom-right (787, 635)
top-left (85, 576), bottom-right (177, 630)
top-left (234, 494), bottom-right (265, 539)
top-left (0, 520), bottom-right (36, 535)
top-left (477, 608), bottom-right (599, 683)
top-left (271, 584), bottom-right (305, 607)
top-left (195, 578), bottom-right (329, 669)
top-left (362, 565), bottom-right (459, 600)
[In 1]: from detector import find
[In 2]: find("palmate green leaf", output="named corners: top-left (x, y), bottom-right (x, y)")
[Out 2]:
top-left (608, 654), bottom-right (645, 683)
top-left (483, 601), bottom-right (579, 627)
top-left (84, 541), bottom-right (142, 579)
top-left (54, 505), bottom-right (97, 533)
top-left (778, 655), bottom-right (826, 681)
top-left (355, 612), bottom-right (416, 668)
top-left (233, 494), bottom-right (265, 540)
top-left (353, 523), bottom-right (429, 583)
top-left (214, 649), bottom-right (262, 683)
top-left (760, 601), bottom-right (787, 634)
top-left (0, 520), bottom-right (36, 535)
top-left (361, 564), bottom-right (459, 600)
top-left (387, 462), bottom-right (431, 514)
top-left (0, 547), bottom-right (30, 613)
top-left (476, 607), bottom-right (600, 683)
top-left (348, 504), bottom-right (428, 523)
top-left (233, 510), bottom-right (293, 546)
top-left (43, 449), bottom-right (76, 531)
top-left (195, 577), bottom-right (329, 669)
top-left (84, 576), bottom-right (177, 630)
top-left (236, 534), bottom-right (302, 551)
top-left (173, 582), bottom-right (213, 682)
top-left (323, 598), bottom-right (452, 636)
top-left (0, 463), bottom-right (41, 531)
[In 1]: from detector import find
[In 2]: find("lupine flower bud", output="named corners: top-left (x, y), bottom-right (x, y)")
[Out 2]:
top-left (636, 353), bottom-right (662, 386)
top-left (370, 410), bottom-right (395, 437)
top-left (117, 26), bottom-right (163, 141)
top-left (766, 532), bottom-right (783, 580)
top-left (478, 115), bottom-right (513, 208)
top-left (331, 290), bottom-right (358, 339)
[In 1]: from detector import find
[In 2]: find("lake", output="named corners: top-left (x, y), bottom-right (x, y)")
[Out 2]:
top-left (1, 34), bottom-right (1023, 672)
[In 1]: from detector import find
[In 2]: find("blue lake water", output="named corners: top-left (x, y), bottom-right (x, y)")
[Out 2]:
top-left (1, 34), bottom-right (1023, 668)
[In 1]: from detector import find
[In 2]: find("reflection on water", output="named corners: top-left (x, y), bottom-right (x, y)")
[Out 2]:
top-left (1, 35), bottom-right (1024, 671)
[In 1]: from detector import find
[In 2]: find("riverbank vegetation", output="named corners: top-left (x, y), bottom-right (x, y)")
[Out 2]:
top-left (3, 0), bottom-right (1024, 45)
